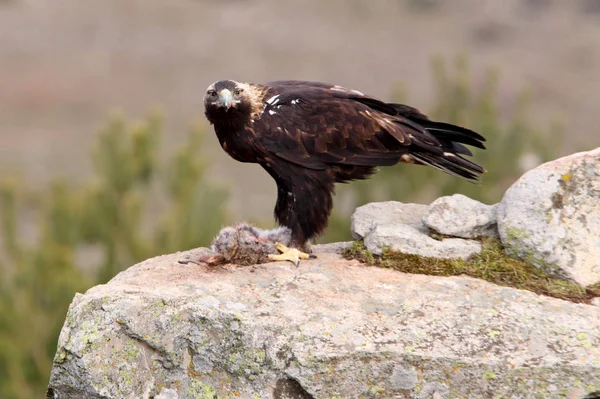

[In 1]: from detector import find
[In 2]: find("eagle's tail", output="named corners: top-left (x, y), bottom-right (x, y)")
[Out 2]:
top-left (389, 104), bottom-right (487, 182)
top-left (410, 119), bottom-right (486, 182)
top-left (408, 149), bottom-right (485, 182)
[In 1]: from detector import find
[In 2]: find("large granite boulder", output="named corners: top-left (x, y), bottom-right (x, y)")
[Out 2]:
top-left (350, 201), bottom-right (482, 259)
top-left (497, 147), bottom-right (600, 286)
top-left (47, 249), bottom-right (600, 399)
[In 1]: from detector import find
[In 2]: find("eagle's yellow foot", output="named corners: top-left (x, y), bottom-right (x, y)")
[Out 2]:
top-left (268, 243), bottom-right (317, 266)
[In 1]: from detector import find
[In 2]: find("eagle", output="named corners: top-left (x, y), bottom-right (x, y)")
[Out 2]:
top-left (204, 79), bottom-right (485, 264)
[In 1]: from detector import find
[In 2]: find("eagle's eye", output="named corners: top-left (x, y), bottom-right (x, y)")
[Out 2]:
top-left (207, 90), bottom-right (217, 98)
top-left (234, 88), bottom-right (243, 96)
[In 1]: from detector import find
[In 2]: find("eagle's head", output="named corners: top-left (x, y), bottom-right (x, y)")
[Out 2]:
top-left (204, 80), bottom-right (264, 124)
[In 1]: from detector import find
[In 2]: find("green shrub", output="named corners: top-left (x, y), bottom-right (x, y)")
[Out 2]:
top-left (0, 113), bottom-right (228, 398)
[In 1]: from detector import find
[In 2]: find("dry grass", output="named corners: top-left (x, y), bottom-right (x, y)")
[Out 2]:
top-left (344, 238), bottom-right (600, 304)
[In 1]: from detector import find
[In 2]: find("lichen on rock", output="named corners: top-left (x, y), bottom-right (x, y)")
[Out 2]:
top-left (498, 147), bottom-right (600, 286)
top-left (47, 250), bottom-right (600, 398)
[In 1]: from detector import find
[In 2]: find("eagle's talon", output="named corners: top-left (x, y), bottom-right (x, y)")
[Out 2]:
top-left (268, 242), bottom-right (316, 266)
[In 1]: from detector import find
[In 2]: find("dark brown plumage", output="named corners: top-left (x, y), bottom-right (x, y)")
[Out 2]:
top-left (204, 79), bottom-right (486, 250)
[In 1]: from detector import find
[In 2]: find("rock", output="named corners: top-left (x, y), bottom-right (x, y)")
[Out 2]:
top-left (422, 194), bottom-right (499, 238)
top-left (351, 201), bottom-right (428, 239)
top-left (155, 388), bottom-right (179, 399)
top-left (497, 147), bottom-right (600, 286)
top-left (364, 224), bottom-right (482, 258)
top-left (48, 251), bottom-right (600, 399)
top-left (351, 201), bottom-right (482, 258)
top-left (311, 241), bottom-right (353, 254)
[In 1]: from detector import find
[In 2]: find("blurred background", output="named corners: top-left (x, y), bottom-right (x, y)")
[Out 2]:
top-left (1, 0), bottom-right (599, 397)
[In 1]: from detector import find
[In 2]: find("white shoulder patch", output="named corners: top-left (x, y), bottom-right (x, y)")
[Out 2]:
top-left (330, 85), bottom-right (364, 96)
top-left (268, 110), bottom-right (277, 115)
top-left (291, 98), bottom-right (300, 105)
top-left (266, 94), bottom-right (280, 105)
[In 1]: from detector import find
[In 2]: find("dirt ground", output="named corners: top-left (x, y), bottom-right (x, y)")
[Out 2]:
top-left (1, 0), bottom-right (599, 220)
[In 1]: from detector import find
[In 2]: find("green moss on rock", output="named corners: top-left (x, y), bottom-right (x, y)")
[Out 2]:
top-left (344, 238), bottom-right (598, 303)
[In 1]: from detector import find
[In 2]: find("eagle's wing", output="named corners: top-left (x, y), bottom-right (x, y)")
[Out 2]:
top-left (255, 83), bottom-right (439, 171)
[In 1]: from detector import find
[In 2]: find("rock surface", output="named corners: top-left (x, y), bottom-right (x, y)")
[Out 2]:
top-left (422, 194), bottom-right (499, 239)
top-left (351, 201), bottom-right (482, 258)
top-left (351, 201), bottom-right (429, 240)
top-left (48, 249), bottom-right (600, 399)
top-left (497, 147), bottom-right (600, 286)
top-left (363, 224), bottom-right (482, 259)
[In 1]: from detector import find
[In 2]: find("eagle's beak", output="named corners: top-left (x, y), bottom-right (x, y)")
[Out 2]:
top-left (218, 89), bottom-right (233, 109)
